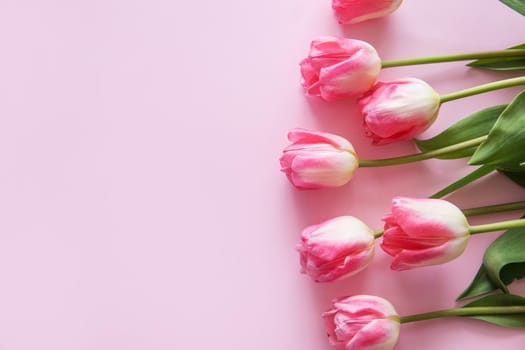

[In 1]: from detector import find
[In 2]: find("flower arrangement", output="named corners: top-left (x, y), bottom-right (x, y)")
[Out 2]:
top-left (280, 1), bottom-right (525, 350)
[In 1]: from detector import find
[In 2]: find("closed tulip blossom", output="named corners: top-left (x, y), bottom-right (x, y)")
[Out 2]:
top-left (332, 0), bottom-right (403, 24)
top-left (323, 295), bottom-right (400, 350)
top-left (280, 128), bottom-right (359, 190)
top-left (297, 216), bottom-right (375, 282)
top-left (300, 36), bottom-right (381, 102)
top-left (381, 197), bottom-right (470, 271)
top-left (358, 78), bottom-right (441, 144)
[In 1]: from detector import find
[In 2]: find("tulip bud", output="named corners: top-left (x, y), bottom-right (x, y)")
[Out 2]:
top-left (332, 0), bottom-right (403, 24)
top-left (297, 216), bottom-right (375, 282)
top-left (300, 36), bottom-right (381, 102)
top-left (280, 128), bottom-right (359, 190)
top-left (323, 295), bottom-right (400, 350)
top-left (381, 197), bottom-right (470, 271)
top-left (357, 78), bottom-right (441, 144)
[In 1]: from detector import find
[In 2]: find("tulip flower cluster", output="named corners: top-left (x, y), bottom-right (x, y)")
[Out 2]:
top-left (297, 196), bottom-right (525, 282)
top-left (299, 34), bottom-right (525, 145)
top-left (282, 1), bottom-right (525, 350)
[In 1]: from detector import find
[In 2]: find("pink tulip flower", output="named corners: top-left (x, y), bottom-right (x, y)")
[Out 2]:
top-left (381, 197), bottom-right (470, 271)
top-left (297, 216), bottom-right (375, 282)
top-left (357, 78), bottom-right (441, 144)
top-left (332, 0), bottom-right (403, 24)
top-left (300, 36), bottom-right (381, 102)
top-left (280, 128), bottom-right (359, 190)
top-left (323, 295), bottom-right (400, 350)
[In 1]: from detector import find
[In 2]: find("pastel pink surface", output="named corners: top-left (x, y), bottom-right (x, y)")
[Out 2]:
top-left (0, 1), bottom-right (524, 350)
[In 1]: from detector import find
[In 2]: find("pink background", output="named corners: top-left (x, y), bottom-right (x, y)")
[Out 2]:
top-left (0, 0), bottom-right (524, 349)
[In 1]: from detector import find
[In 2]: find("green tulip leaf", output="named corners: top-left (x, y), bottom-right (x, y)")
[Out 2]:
top-left (483, 223), bottom-right (525, 292)
top-left (430, 165), bottom-right (496, 198)
top-left (457, 265), bottom-right (499, 300)
top-left (462, 294), bottom-right (525, 328)
top-left (415, 105), bottom-right (506, 159)
top-left (470, 90), bottom-right (525, 168)
top-left (499, 0), bottom-right (525, 16)
top-left (467, 43), bottom-right (525, 70)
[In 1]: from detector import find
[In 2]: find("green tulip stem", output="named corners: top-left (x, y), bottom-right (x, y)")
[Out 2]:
top-left (440, 76), bottom-right (525, 103)
top-left (399, 306), bottom-right (525, 324)
top-left (462, 200), bottom-right (525, 217)
top-left (358, 136), bottom-right (487, 167)
top-left (373, 229), bottom-right (384, 239)
top-left (469, 218), bottom-right (525, 235)
top-left (381, 49), bottom-right (525, 68)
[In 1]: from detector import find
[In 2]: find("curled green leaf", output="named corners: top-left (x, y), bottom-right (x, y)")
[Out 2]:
top-left (457, 266), bottom-right (499, 300)
top-left (483, 225), bottom-right (525, 292)
top-left (458, 215), bottom-right (525, 300)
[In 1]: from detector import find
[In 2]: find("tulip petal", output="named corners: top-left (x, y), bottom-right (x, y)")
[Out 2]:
top-left (324, 295), bottom-right (400, 350)
top-left (319, 49), bottom-right (381, 102)
top-left (390, 236), bottom-right (470, 270)
top-left (314, 245), bottom-right (374, 282)
top-left (346, 319), bottom-right (400, 350)
top-left (287, 128), bottom-right (355, 151)
top-left (290, 151), bottom-right (357, 188)
top-left (390, 197), bottom-right (469, 238)
top-left (332, 0), bottom-right (403, 24)
top-left (298, 217), bottom-right (375, 282)
top-left (380, 197), bottom-right (470, 270)
top-left (334, 295), bottom-right (398, 317)
top-left (358, 78), bottom-right (440, 144)
top-left (300, 36), bottom-right (381, 101)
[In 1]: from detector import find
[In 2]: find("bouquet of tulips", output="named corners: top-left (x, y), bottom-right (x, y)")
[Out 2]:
top-left (280, 1), bottom-right (525, 350)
